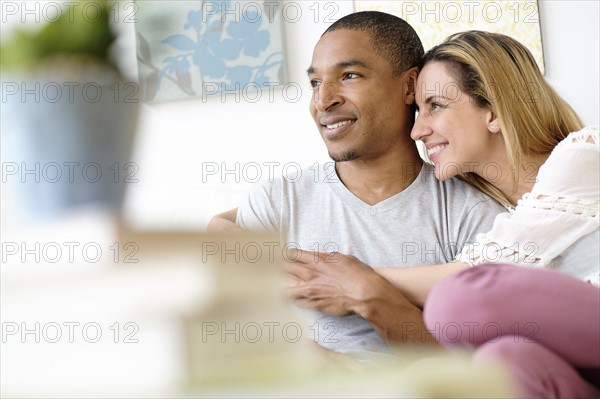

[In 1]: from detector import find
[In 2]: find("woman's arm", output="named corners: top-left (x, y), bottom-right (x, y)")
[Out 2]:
top-left (285, 248), bottom-right (468, 310)
top-left (206, 208), bottom-right (242, 232)
top-left (376, 262), bottom-right (469, 307)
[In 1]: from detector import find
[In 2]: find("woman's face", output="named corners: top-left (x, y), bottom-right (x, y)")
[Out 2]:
top-left (411, 61), bottom-right (502, 181)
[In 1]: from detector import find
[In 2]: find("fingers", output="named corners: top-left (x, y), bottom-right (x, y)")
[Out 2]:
top-left (285, 282), bottom-right (326, 301)
top-left (291, 297), bottom-right (317, 311)
top-left (285, 282), bottom-right (333, 301)
top-left (284, 248), bottom-right (338, 264)
top-left (287, 293), bottom-right (353, 317)
top-left (282, 249), bottom-right (325, 282)
top-left (282, 273), bottom-right (301, 289)
top-left (284, 284), bottom-right (306, 300)
top-left (283, 252), bottom-right (335, 282)
top-left (283, 261), bottom-right (312, 280)
top-left (285, 286), bottom-right (325, 311)
top-left (284, 285), bottom-right (318, 312)
top-left (284, 248), bottom-right (313, 264)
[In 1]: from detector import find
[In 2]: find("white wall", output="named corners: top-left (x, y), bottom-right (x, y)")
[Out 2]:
top-left (540, 0), bottom-right (599, 124)
top-left (116, 0), bottom-right (599, 229)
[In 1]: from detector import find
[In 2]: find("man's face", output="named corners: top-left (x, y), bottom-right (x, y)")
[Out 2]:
top-left (307, 29), bottom-right (414, 163)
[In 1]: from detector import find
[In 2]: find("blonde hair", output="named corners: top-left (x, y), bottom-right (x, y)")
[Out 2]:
top-left (422, 31), bottom-right (583, 207)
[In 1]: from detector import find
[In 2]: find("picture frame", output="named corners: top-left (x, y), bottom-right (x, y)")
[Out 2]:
top-left (354, 0), bottom-right (545, 74)
top-left (135, 0), bottom-right (288, 102)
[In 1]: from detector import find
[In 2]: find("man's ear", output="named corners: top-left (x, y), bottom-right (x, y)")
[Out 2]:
top-left (403, 67), bottom-right (419, 105)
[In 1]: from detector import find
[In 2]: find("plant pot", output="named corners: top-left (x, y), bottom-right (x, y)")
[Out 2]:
top-left (1, 74), bottom-right (139, 220)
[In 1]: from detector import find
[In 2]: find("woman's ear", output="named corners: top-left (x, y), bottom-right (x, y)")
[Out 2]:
top-left (487, 112), bottom-right (500, 133)
top-left (404, 67), bottom-right (418, 105)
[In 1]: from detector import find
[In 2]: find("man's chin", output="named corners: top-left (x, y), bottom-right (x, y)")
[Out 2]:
top-left (329, 150), bottom-right (359, 163)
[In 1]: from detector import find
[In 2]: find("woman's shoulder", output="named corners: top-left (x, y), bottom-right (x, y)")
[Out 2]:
top-left (554, 126), bottom-right (598, 151)
top-left (541, 126), bottom-right (599, 175)
top-left (526, 125), bottom-right (599, 216)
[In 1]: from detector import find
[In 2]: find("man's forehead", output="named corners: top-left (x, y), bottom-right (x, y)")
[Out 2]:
top-left (314, 29), bottom-right (372, 54)
top-left (309, 29), bottom-right (377, 73)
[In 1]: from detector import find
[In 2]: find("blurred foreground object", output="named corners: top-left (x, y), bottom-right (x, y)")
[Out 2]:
top-left (1, 222), bottom-right (516, 397)
top-left (1, 0), bottom-right (138, 220)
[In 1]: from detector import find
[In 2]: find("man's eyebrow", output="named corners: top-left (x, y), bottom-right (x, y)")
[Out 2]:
top-left (306, 59), bottom-right (371, 76)
top-left (337, 59), bottom-right (370, 70)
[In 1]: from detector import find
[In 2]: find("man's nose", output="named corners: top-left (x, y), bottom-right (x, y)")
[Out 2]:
top-left (314, 82), bottom-right (342, 112)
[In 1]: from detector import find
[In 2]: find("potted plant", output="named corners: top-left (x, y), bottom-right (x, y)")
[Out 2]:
top-left (1, 0), bottom-right (139, 220)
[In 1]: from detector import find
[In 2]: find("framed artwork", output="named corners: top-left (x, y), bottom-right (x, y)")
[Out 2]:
top-left (135, 1), bottom-right (288, 102)
top-left (354, 0), bottom-right (545, 74)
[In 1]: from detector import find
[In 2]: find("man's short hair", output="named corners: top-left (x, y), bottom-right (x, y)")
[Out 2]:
top-left (324, 11), bottom-right (424, 77)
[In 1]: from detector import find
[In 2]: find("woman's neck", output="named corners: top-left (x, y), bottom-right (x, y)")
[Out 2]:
top-left (484, 153), bottom-right (551, 207)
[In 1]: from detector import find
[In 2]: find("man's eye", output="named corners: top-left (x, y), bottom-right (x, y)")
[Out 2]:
top-left (310, 80), bottom-right (321, 88)
top-left (344, 72), bottom-right (360, 80)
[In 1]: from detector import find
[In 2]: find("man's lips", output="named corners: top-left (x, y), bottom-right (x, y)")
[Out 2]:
top-left (320, 118), bottom-right (356, 140)
top-left (323, 119), bottom-right (353, 129)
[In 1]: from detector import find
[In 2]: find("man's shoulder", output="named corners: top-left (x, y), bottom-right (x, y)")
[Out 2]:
top-left (243, 162), bottom-right (339, 211)
top-left (415, 164), bottom-right (469, 191)
top-left (417, 164), bottom-right (504, 211)
top-left (238, 162), bottom-right (340, 231)
top-left (447, 180), bottom-right (505, 215)
top-left (253, 162), bottom-right (338, 190)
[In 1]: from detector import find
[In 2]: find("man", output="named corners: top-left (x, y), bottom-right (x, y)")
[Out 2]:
top-left (209, 11), bottom-right (504, 360)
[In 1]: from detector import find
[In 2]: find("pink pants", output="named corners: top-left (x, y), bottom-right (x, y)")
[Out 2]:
top-left (424, 264), bottom-right (600, 398)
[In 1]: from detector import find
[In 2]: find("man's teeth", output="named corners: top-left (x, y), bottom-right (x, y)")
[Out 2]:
top-left (427, 144), bottom-right (448, 156)
top-left (326, 120), bottom-right (353, 129)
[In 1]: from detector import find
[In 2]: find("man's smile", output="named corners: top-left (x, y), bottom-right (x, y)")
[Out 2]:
top-left (320, 118), bottom-right (356, 140)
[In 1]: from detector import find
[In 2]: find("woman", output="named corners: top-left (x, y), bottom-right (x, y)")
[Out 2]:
top-left (406, 30), bottom-right (599, 398)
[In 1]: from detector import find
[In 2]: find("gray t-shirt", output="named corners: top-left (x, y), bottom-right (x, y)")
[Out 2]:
top-left (237, 162), bottom-right (505, 359)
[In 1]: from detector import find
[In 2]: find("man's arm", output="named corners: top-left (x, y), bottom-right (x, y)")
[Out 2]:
top-left (206, 208), bottom-right (241, 232)
top-left (285, 250), bottom-right (440, 347)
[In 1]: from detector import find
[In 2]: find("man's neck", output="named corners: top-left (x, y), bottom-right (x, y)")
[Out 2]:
top-left (335, 150), bottom-right (423, 206)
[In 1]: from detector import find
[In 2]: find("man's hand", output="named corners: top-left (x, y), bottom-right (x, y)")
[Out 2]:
top-left (284, 249), bottom-right (439, 347)
top-left (284, 249), bottom-right (381, 317)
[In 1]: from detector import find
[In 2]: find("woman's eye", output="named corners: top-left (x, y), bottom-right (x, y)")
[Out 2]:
top-left (430, 102), bottom-right (445, 111)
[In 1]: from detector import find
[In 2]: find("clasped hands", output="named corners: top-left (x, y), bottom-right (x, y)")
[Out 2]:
top-left (283, 248), bottom-right (407, 318)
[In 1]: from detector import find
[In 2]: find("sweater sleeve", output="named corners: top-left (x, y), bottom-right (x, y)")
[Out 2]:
top-left (236, 178), bottom-right (282, 232)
